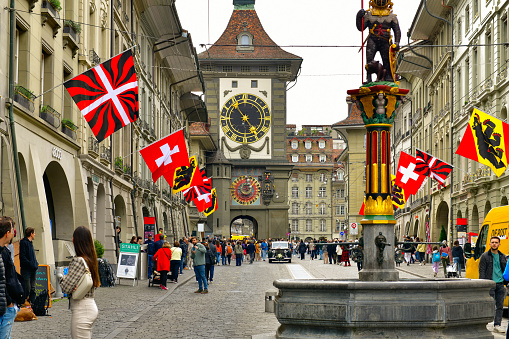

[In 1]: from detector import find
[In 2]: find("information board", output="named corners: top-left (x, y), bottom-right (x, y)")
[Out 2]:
top-left (116, 243), bottom-right (139, 283)
top-left (35, 265), bottom-right (51, 307)
top-left (144, 217), bottom-right (156, 242)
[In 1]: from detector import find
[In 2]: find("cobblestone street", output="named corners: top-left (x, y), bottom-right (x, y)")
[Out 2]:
top-left (11, 256), bottom-right (509, 338)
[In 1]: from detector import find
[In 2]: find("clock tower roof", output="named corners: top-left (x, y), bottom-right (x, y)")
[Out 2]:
top-left (198, 5), bottom-right (302, 69)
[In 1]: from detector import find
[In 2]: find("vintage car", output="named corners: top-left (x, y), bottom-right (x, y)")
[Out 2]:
top-left (268, 241), bottom-right (292, 263)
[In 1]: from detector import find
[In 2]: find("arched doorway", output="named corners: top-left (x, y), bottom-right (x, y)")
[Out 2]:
top-left (435, 201), bottom-right (449, 242)
top-left (18, 153), bottom-right (28, 197)
top-left (43, 161), bottom-right (74, 241)
top-left (472, 205), bottom-right (479, 233)
top-left (411, 219), bottom-right (419, 238)
top-left (96, 184), bottom-right (106, 245)
top-left (230, 216), bottom-right (258, 239)
top-left (424, 215), bottom-right (430, 241)
top-left (502, 196), bottom-right (508, 206)
top-left (114, 195), bottom-right (126, 243)
top-left (484, 200), bottom-right (492, 217)
top-left (163, 212), bottom-right (169, 236)
top-left (405, 221), bottom-right (410, 237)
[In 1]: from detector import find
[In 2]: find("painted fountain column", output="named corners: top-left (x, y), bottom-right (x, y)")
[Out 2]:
top-left (348, 84), bottom-right (408, 281)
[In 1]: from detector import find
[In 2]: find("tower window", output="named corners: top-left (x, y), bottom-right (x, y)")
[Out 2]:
top-left (236, 32), bottom-right (254, 52)
top-left (251, 80), bottom-right (258, 88)
top-left (241, 65), bottom-right (251, 72)
top-left (241, 35), bottom-right (250, 46)
top-left (232, 81), bottom-right (238, 88)
top-left (259, 66), bottom-right (269, 72)
top-left (223, 65), bottom-right (233, 73)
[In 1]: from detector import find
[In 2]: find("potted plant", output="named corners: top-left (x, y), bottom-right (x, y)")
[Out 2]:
top-left (64, 20), bottom-right (82, 34)
top-left (94, 240), bottom-right (104, 258)
top-left (114, 157), bottom-right (123, 175)
top-left (61, 119), bottom-right (77, 139)
top-left (123, 164), bottom-right (131, 179)
top-left (47, 0), bottom-right (62, 11)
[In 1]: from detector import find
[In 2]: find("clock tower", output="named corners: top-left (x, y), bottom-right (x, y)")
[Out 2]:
top-left (199, 0), bottom-right (302, 239)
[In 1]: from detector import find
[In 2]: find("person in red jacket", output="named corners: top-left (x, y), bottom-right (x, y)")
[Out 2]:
top-left (153, 241), bottom-right (172, 290)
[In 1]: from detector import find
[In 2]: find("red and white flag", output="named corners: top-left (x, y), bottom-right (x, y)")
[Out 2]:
top-left (395, 151), bottom-right (426, 196)
top-left (184, 169), bottom-right (211, 203)
top-left (194, 191), bottom-right (212, 213)
top-left (64, 49), bottom-right (139, 142)
top-left (139, 129), bottom-right (189, 183)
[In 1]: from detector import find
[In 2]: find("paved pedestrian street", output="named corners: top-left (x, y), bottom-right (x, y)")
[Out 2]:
top-left (11, 256), bottom-right (509, 338)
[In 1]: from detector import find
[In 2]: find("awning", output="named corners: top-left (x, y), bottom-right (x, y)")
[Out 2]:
top-left (139, 1), bottom-right (204, 94)
top-left (409, 0), bottom-right (451, 40)
top-left (180, 92), bottom-right (207, 123)
top-left (396, 42), bottom-right (433, 79)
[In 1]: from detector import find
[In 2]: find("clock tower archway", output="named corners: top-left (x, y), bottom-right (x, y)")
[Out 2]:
top-left (199, 0), bottom-right (302, 239)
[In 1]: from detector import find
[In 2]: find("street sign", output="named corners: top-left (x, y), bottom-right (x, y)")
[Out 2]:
top-left (340, 231), bottom-right (344, 236)
top-left (350, 222), bottom-right (358, 235)
top-left (287, 233), bottom-right (290, 236)
top-left (117, 243), bottom-right (140, 286)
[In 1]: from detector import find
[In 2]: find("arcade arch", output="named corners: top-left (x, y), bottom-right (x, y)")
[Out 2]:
top-left (435, 201), bottom-right (449, 242)
top-left (230, 215), bottom-right (258, 239)
top-left (472, 205), bottom-right (479, 233)
top-left (42, 161), bottom-right (74, 241)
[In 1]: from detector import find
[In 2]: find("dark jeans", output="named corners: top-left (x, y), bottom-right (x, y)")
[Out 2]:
top-left (357, 261), bottom-right (362, 271)
top-left (193, 265), bottom-right (207, 291)
top-left (159, 270), bottom-right (168, 287)
top-left (227, 255), bottom-right (231, 265)
top-left (300, 253), bottom-right (305, 260)
top-left (205, 264), bottom-right (215, 281)
top-left (170, 260), bottom-right (179, 282)
top-left (249, 253), bottom-right (255, 264)
top-left (490, 282), bottom-right (505, 326)
top-left (21, 269), bottom-right (36, 303)
top-left (147, 255), bottom-right (154, 278)
top-left (236, 255), bottom-right (242, 266)
top-left (222, 254), bottom-right (227, 265)
top-left (441, 257), bottom-right (450, 276)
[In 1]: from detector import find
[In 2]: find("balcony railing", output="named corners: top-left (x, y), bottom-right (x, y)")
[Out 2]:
top-left (90, 49), bottom-right (100, 65)
top-left (40, 105), bottom-right (61, 128)
top-left (14, 86), bottom-right (35, 113)
top-left (41, 0), bottom-right (61, 37)
top-left (88, 136), bottom-right (99, 157)
top-left (100, 145), bottom-right (111, 164)
top-left (413, 108), bottom-right (422, 124)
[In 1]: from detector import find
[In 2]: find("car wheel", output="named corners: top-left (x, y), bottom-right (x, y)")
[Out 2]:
top-left (288, 259), bottom-right (291, 263)
top-left (269, 259), bottom-right (273, 263)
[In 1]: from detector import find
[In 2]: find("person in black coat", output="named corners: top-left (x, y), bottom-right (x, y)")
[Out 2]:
top-left (298, 241), bottom-right (307, 260)
top-left (327, 242), bottom-right (336, 264)
top-left (19, 227), bottom-right (38, 303)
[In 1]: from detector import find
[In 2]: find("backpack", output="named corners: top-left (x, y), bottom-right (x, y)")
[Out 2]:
top-left (32, 290), bottom-right (49, 316)
top-left (227, 245), bottom-right (232, 254)
top-left (98, 258), bottom-right (116, 287)
top-left (432, 252), bottom-right (441, 263)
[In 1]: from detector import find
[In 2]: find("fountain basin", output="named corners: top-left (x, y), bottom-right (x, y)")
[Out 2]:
top-left (273, 278), bottom-right (495, 338)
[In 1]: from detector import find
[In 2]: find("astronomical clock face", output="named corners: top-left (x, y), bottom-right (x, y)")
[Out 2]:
top-left (230, 176), bottom-right (261, 205)
top-left (220, 93), bottom-right (271, 144)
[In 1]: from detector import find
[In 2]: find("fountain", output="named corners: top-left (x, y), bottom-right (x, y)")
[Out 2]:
top-left (272, 1), bottom-right (495, 338)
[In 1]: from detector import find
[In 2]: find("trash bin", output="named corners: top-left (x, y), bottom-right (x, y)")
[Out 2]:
top-left (139, 252), bottom-right (147, 280)
top-left (265, 291), bottom-right (277, 313)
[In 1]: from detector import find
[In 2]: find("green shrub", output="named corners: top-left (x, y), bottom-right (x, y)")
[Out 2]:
top-left (64, 20), bottom-right (82, 34)
top-left (94, 239), bottom-right (104, 258)
top-left (62, 119), bottom-right (78, 131)
top-left (47, 0), bottom-right (62, 11)
top-left (439, 225), bottom-right (447, 243)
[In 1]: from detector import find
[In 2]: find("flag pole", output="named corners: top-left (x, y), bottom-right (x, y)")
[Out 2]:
top-left (361, 0), bottom-right (364, 84)
top-left (33, 45), bottom-right (139, 99)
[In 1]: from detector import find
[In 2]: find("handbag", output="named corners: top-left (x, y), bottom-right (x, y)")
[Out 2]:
top-left (72, 257), bottom-right (94, 300)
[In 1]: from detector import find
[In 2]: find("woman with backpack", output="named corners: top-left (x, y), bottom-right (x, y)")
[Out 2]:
top-left (153, 242), bottom-right (172, 290)
top-left (204, 242), bottom-right (215, 282)
top-left (59, 226), bottom-right (100, 338)
top-left (226, 242), bottom-right (233, 265)
top-left (439, 241), bottom-right (452, 278)
top-left (432, 246), bottom-right (441, 277)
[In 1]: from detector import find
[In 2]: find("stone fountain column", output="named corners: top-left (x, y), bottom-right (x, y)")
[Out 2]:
top-left (347, 84), bottom-right (408, 281)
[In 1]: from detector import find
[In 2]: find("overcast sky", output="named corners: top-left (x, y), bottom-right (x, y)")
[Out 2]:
top-left (177, 0), bottom-right (421, 128)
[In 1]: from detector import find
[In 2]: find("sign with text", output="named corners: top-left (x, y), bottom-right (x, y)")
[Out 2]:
top-left (144, 217), bottom-right (156, 242)
top-left (350, 222), bottom-right (358, 235)
top-left (35, 265), bottom-right (52, 308)
top-left (116, 243), bottom-right (140, 280)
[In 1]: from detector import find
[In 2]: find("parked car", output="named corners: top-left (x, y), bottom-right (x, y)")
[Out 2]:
top-left (268, 241), bottom-right (292, 263)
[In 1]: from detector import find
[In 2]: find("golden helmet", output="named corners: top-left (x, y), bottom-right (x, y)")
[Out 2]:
top-left (370, 0), bottom-right (393, 8)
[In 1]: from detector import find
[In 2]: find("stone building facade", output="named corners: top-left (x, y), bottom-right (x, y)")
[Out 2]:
top-left (0, 0), bottom-right (204, 275)
top-left (395, 0), bottom-right (509, 244)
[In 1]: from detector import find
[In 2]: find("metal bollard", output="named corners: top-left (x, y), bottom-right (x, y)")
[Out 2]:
top-left (265, 291), bottom-right (277, 313)
top-left (54, 267), bottom-right (64, 298)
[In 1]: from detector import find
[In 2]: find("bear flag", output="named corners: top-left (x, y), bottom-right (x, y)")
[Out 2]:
top-left (64, 49), bottom-right (139, 142)
top-left (456, 108), bottom-right (509, 177)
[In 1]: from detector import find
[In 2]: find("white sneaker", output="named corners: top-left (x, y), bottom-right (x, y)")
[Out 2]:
top-left (493, 325), bottom-right (504, 333)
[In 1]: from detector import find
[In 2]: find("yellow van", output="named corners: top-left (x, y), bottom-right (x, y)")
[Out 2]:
top-left (465, 205), bottom-right (509, 283)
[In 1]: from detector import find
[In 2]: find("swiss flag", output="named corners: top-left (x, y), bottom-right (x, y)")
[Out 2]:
top-left (193, 191), bottom-right (212, 213)
top-left (139, 129), bottom-right (189, 183)
top-left (395, 151), bottom-right (426, 196)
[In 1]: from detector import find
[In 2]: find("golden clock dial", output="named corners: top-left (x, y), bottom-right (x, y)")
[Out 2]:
top-left (220, 93), bottom-right (271, 144)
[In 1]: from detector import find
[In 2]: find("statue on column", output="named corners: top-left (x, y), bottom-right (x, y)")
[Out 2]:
top-left (357, 0), bottom-right (401, 84)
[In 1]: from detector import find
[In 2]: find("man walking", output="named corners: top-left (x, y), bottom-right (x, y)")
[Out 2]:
top-left (144, 234), bottom-right (156, 279)
top-left (180, 238), bottom-right (188, 274)
top-left (19, 227), bottom-right (38, 304)
top-left (191, 237), bottom-right (208, 294)
top-left (0, 217), bottom-right (22, 337)
top-left (247, 241), bottom-right (255, 264)
top-left (479, 236), bottom-right (506, 333)
top-left (234, 241), bottom-right (243, 266)
top-left (261, 240), bottom-right (268, 261)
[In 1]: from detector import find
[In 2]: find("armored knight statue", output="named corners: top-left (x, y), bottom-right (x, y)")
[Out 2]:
top-left (356, 0), bottom-right (401, 83)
